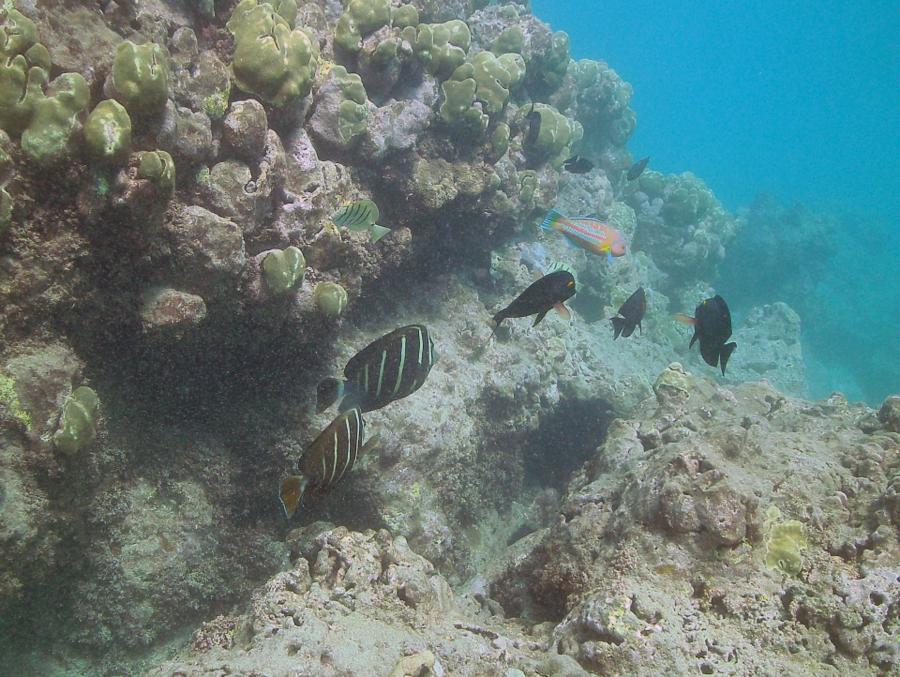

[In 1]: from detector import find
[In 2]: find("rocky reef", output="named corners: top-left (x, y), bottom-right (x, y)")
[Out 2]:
top-left (151, 369), bottom-right (900, 676)
top-left (0, 0), bottom-right (894, 675)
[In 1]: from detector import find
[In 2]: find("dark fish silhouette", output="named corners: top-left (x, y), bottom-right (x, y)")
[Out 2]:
top-left (279, 408), bottom-right (377, 518)
top-left (493, 270), bottom-right (576, 331)
top-left (626, 156), bottom-right (650, 181)
top-left (563, 155), bottom-right (594, 173)
top-left (317, 325), bottom-right (436, 414)
top-left (676, 295), bottom-right (737, 375)
top-left (524, 105), bottom-right (541, 147)
top-left (611, 287), bottom-right (646, 339)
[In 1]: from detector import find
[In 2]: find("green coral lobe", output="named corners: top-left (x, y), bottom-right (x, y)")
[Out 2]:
top-left (111, 40), bottom-right (170, 114)
top-left (84, 99), bottom-right (132, 164)
top-left (137, 150), bottom-right (176, 197)
top-left (314, 281), bottom-right (348, 316)
top-left (764, 506), bottom-right (807, 576)
top-left (227, 0), bottom-right (319, 107)
top-left (20, 72), bottom-right (90, 165)
top-left (0, 372), bottom-right (31, 429)
top-left (53, 386), bottom-right (100, 455)
top-left (262, 246), bottom-right (306, 294)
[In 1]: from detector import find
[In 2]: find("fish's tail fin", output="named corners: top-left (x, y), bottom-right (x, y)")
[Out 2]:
top-left (611, 316), bottom-right (625, 339)
top-left (279, 475), bottom-right (309, 519)
top-left (316, 378), bottom-right (345, 414)
top-left (369, 224), bottom-right (391, 243)
top-left (539, 209), bottom-right (565, 234)
top-left (475, 315), bottom-right (504, 356)
top-left (720, 342), bottom-right (737, 375)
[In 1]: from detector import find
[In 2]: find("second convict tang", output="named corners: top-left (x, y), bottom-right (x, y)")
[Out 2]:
top-left (279, 408), bottom-right (377, 518)
top-left (317, 324), bottom-right (436, 414)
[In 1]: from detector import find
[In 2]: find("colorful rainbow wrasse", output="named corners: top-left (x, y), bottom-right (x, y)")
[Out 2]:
top-left (539, 209), bottom-right (626, 263)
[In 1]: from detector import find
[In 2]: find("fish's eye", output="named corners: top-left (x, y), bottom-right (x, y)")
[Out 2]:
top-left (567, 281), bottom-right (574, 287)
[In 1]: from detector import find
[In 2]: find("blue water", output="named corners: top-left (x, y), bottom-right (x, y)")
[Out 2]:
top-left (535, 0), bottom-right (900, 405)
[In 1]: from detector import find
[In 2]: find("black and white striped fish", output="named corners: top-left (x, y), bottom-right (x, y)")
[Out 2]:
top-left (279, 408), bottom-right (377, 518)
top-left (317, 325), bottom-right (436, 414)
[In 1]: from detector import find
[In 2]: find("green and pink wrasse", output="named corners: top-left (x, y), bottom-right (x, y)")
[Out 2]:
top-left (539, 209), bottom-right (627, 262)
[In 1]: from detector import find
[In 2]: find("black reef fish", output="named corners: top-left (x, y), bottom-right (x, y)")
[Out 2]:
top-left (563, 155), bottom-right (594, 173)
top-left (317, 325), bottom-right (436, 414)
top-left (611, 287), bottom-right (646, 339)
top-left (524, 105), bottom-right (541, 147)
top-left (493, 270), bottom-right (576, 330)
top-left (279, 408), bottom-right (377, 518)
top-left (626, 156), bottom-right (650, 181)
top-left (676, 295), bottom-right (737, 375)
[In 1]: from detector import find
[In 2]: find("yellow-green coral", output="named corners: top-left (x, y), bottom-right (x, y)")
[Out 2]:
top-left (405, 20), bottom-right (470, 80)
top-left (0, 372), bottom-right (31, 429)
top-left (84, 99), bottom-right (132, 164)
top-left (53, 386), bottom-right (100, 455)
top-left (469, 51), bottom-right (525, 115)
top-left (314, 281), bottom-right (348, 316)
top-left (332, 65), bottom-right (368, 142)
top-left (110, 40), bottom-right (169, 115)
top-left (137, 150), bottom-right (176, 197)
top-left (0, 8), bottom-right (51, 135)
top-left (20, 72), bottom-right (90, 165)
top-left (227, 0), bottom-right (319, 107)
top-left (439, 64), bottom-right (486, 134)
top-left (262, 246), bottom-right (305, 294)
top-left (523, 103), bottom-right (582, 166)
top-left (764, 506), bottom-right (807, 576)
top-left (334, 0), bottom-right (392, 52)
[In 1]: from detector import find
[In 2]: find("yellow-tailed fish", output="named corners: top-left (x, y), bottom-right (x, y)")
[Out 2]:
top-left (279, 407), bottom-right (378, 518)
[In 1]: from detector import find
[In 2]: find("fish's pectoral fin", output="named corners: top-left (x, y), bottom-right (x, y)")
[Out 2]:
top-left (674, 313), bottom-right (695, 326)
top-left (279, 475), bottom-right (308, 520)
top-left (532, 309), bottom-right (550, 326)
top-left (369, 224), bottom-right (391, 243)
top-left (554, 303), bottom-right (571, 321)
top-left (360, 433), bottom-right (382, 456)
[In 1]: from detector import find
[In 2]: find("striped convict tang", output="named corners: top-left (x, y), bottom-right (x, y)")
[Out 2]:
top-left (317, 324), bottom-right (436, 414)
top-left (331, 199), bottom-right (391, 242)
top-left (279, 408), bottom-right (376, 518)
